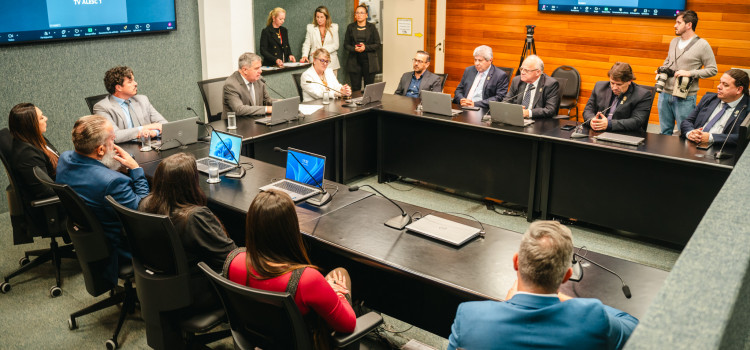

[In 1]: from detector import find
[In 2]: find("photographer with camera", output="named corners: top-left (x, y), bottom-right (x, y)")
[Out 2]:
top-left (656, 10), bottom-right (717, 135)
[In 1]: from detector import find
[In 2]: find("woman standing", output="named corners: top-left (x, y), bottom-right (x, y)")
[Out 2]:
top-left (259, 7), bottom-right (296, 67)
top-left (344, 5), bottom-right (381, 92)
top-left (300, 48), bottom-right (352, 102)
top-left (300, 6), bottom-right (340, 75)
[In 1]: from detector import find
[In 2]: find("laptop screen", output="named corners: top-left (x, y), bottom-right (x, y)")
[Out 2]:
top-left (285, 148), bottom-right (325, 186)
top-left (209, 130), bottom-right (242, 164)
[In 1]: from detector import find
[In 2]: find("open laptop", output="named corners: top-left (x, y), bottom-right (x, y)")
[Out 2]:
top-left (488, 101), bottom-right (534, 127)
top-left (350, 81), bottom-right (386, 105)
top-left (156, 117), bottom-right (199, 151)
top-left (420, 91), bottom-right (462, 116)
top-left (255, 97), bottom-right (300, 126)
top-left (196, 130), bottom-right (242, 175)
top-left (405, 214), bottom-right (481, 246)
top-left (259, 148), bottom-right (325, 201)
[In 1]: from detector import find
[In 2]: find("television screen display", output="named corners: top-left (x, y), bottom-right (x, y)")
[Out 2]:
top-left (538, 0), bottom-right (685, 18)
top-left (0, 0), bottom-right (176, 46)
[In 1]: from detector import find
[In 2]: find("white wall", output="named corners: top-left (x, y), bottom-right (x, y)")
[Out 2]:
top-left (198, 0), bottom-right (255, 80)
top-left (382, 0), bottom-right (425, 92)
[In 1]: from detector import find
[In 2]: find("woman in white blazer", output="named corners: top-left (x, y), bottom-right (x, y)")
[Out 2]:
top-left (300, 6), bottom-right (340, 74)
top-left (300, 48), bottom-right (351, 102)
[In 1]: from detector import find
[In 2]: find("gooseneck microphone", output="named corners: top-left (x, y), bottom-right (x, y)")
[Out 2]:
top-left (348, 184), bottom-right (412, 229)
top-left (260, 77), bottom-right (287, 99)
top-left (195, 120), bottom-right (246, 179)
top-left (187, 106), bottom-right (200, 118)
top-left (713, 104), bottom-right (747, 160)
top-left (305, 80), bottom-right (349, 98)
top-left (273, 147), bottom-right (331, 206)
top-left (572, 252), bottom-right (631, 299)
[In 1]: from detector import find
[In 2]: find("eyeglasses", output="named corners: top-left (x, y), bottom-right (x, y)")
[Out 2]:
top-left (520, 68), bottom-right (540, 74)
top-left (412, 58), bottom-right (427, 64)
top-left (316, 58), bottom-right (330, 64)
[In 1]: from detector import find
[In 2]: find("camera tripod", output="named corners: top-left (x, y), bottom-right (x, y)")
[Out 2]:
top-left (516, 25), bottom-right (537, 76)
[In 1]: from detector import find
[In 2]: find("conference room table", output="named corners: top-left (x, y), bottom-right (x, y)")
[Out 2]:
top-left (124, 142), bottom-right (668, 337)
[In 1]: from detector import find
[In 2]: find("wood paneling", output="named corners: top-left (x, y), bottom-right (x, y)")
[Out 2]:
top-left (443, 0), bottom-right (750, 124)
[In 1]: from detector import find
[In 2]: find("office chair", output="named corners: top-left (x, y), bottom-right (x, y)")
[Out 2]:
top-left (641, 85), bottom-right (657, 132)
top-left (33, 167), bottom-right (135, 350)
top-left (551, 65), bottom-right (581, 120)
top-left (85, 94), bottom-right (109, 114)
top-left (197, 76), bottom-right (229, 122)
top-left (199, 262), bottom-right (384, 350)
top-left (292, 73), bottom-right (304, 102)
top-left (0, 129), bottom-right (74, 296)
top-left (106, 196), bottom-right (230, 349)
top-left (497, 66), bottom-right (514, 81)
top-left (553, 77), bottom-right (569, 119)
top-left (436, 73), bottom-right (449, 92)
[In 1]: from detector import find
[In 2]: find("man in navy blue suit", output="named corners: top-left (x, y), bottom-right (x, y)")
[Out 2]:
top-left (681, 69), bottom-right (749, 146)
top-left (57, 115), bottom-right (150, 284)
top-left (448, 221), bottom-right (638, 350)
top-left (452, 45), bottom-right (509, 109)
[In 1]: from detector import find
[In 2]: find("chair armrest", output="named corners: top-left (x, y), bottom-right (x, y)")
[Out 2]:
top-left (332, 311), bottom-right (383, 348)
top-left (30, 195), bottom-right (60, 207)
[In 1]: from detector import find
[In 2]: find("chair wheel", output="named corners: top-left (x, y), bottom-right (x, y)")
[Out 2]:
top-left (49, 286), bottom-right (62, 298)
top-left (105, 338), bottom-right (118, 349)
top-left (18, 257), bottom-right (30, 266)
top-left (0, 282), bottom-right (10, 293)
top-left (68, 317), bottom-right (77, 330)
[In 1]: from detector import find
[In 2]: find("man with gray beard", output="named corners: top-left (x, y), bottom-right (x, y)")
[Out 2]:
top-left (56, 114), bottom-right (149, 284)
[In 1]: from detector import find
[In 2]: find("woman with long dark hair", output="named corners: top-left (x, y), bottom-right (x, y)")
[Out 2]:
top-left (8, 103), bottom-right (60, 200)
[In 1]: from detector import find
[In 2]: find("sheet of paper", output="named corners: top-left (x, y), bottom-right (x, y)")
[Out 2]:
top-left (299, 105), bottom-right (324, 115)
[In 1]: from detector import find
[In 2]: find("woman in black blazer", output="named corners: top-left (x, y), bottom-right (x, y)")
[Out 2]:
top-left (344, 5), bottom-right (382, 92)
top-left (259, 7), bottom-right (297, 67)
top-left (8, 103), bottom-right (59, 201)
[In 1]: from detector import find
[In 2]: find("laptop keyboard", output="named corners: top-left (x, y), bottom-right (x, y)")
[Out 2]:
top-left (197, 158), bottom-right (234, 171)
top-left (276, 180), bottom-right (317, 195)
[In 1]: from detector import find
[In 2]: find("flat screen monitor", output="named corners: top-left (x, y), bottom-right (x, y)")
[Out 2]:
top-left (0, 0), bottom-right (176, 46)
top-left (538, 0), bottom-right (685, 18)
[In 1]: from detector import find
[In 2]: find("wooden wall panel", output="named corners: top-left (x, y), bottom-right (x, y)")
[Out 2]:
top-left (443, 0), bottom-right (750, 125)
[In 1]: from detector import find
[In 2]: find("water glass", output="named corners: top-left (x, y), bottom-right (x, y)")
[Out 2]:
top-left (227, 112), bottom-right (237, 129)
top-left (322, 91), bottom-right (330, 105)
top-left (140, 134), bottom-right (152, 152)
top-left (207, 159), bottom-right (221, 183)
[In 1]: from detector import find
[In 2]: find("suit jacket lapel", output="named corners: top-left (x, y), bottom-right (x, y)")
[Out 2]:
top-left (107, 96), bottom-right (128, 127)
top-left (482, 67), bottom-right (494, 97)
top-left (722, 95), bottom-right (749, 133)
top-left (531, 75), bottom-right (545, 107)
top-left (699, 96), bottom-right (722, 126)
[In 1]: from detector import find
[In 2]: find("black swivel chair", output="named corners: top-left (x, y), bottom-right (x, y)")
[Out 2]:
top-left (497, 66), bottom-right (514, 80)
top-left (0, 128), bottom-right (74, 296)
top-left (105, 196), bottom-right (230, 349)
top-left (33, 167), bottom-right (135, 350)
top-left (199, 262), bottom-right (384, 350)
top-left (553, 77), bottom-right (569, 119)
top-left (197, 76), bottom-right (229, 122)
top-left (85, 94), bottom-right (109, 114)
top-left (551, 65), bottom-right (581, 120)
top-left (292, 73), bottom-right (304, 102)
top-left (436, 73), bottom-right (449, 92)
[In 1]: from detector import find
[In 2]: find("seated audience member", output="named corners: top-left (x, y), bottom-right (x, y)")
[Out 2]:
top-left (394, 50), bottom-right (443, 98)
top-left (301, 48), bottom-right (352, 102)
top-left (453, 45), bottom-right (509, 109)
top-left (681, 68), bottom-right (749, 146)
top-left (224, 189), bottom-right (356, 348)
top-left (503, 55), bottom-right (560, 119)
top-left (223, 52), bottom-right (273, 118)
top-left (56, 115), bottom-right (149, 284)
top-left (139, 152), bottom-right (236, 307)
top-left (583, 62), bottom-right (653, 132)
top-left (93, 66), bottom-right (168, 143)
top-left (448, 221), bottom-right (638, 350)
top-left (259, 7), bottom-right (296, 67)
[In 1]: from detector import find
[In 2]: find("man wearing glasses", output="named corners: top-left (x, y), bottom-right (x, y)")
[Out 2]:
top-left (503, 55), bottom-right (561, 119)
top-left (394, 51), bottom-right (443, 98)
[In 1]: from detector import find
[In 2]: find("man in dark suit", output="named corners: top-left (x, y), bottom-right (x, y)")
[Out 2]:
top-left (681, 69), bottom-right (749, 146)
top-left (503, 55), bottom-right (560, 119)
top-left (394, 50), bottom-right (443, 98)
top-left (447, 221), bottom-right (638, 350)
top-left (453, 45), bottom-right (509, 109)
top-left (93, 66), bottom-right (168, 143)
top-left (223, 52), bottom-right (273, 118)
top-left (583, 62), bottom-right (654, 132)
top-left (56, 115), bottom-right (149, 284)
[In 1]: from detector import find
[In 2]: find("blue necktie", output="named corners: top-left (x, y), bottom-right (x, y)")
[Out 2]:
top-left (607, 96), bottom-right (619, 120)
top-left (522, 84), bottom-right (535, 109)
top-left (702, 102), bottom-right (729, 132)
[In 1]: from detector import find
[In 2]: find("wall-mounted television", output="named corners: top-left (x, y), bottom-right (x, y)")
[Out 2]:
top-left (0, 0), bottom-right (176, 46)
top-left (538, 0), bottom-right (685, 18)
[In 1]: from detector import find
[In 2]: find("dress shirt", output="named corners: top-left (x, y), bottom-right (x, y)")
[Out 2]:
top-left (405, 72), bottom-right (424, 98)
top-left (112, 95), bottom-right (142, 134)
top-left (705, 98), bottom-right (742, 144)
top-left (240, 74), bottom-right (256, 105)
top-left (523, 75), bottom-right (541, 119)
top-left (468, 70), bottom-right (487, 102)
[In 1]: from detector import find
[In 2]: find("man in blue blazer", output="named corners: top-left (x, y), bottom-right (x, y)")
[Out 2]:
top-left (57, 115), bottom-right (150, 284)
top-left (681, 69), bottom-right (749, 146)
top-left (448, 221), bottom-right (638, 350)
top-left (453, 45), bottom-right (509, 109)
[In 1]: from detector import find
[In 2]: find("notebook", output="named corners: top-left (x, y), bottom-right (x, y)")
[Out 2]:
top-left (255, 97), bottom-right (300, 126)
top-left (196, 130), bottom-right (242, 175)
top-left (350, 82), bottom-right (386, 105)
top-left (156, 117), bottom-right (199, 151)
top-left (259, 148), bottom-right (325, 201)
top-left (488, 101), bottom-right (534, 127)
top-left (405, 214), bottom-right (481, 246)
top-left (420, 91), bottom-right (462, 116)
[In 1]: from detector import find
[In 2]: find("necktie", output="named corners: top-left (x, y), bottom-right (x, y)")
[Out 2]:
top-left (125, 100), bottom-right (140, 128)
top-left (467, 72), bottom-right (485, 101)
top-left (248, 83), bottom-right (256, 106)
top-left (703, 102), bottom-right (730, 132)
top-left (607, 96), bottom-right (619, 120)
top-left (522, 84), bottom-right (535, 109)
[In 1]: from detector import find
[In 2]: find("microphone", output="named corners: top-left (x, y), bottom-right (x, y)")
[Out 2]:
top-left (189, 107), bottom-right (211, 139)
top-left (186, 106), bottom-right (200, 118)
top-left (274, 147), bottom-right (331, 206)
top-left (713, 104), bottom-right (747, 160)
top-left (260, 77), bottom-right (287, 99)
top-left (305, 80), bottom-right (350, 98)
top-left (196, 120), bottom-right (246, 179)
top-left (571, 252), bottom-right (631, 299)
top-left (348, 184), bottom-right (412, 229)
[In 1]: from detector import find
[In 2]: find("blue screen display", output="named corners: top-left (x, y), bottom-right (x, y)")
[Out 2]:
top-left (0, 0), bottom-right (176, 46)
top-left (209, 131), bottom-right (241, 164)
top-left (538, 0), bottom-right (685, 17)
top-left (285, 149), bottom-right (325, 186)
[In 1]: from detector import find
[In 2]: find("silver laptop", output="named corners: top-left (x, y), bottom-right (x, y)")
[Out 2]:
top-left (260, 148), bottom-right (325, 201)
top-left (157, 117), bottom-right (199, 150)
top-left (255, 97), bottom-right (300, 126)
top-left (196, 130), bottom-right (242, 175)
top-left (420, 91), bottom-right (462, 116)
top-left (594, 132), bottom-right (645, 146)
top-left (405, 214), bottom-right (481, 246)
top-left (350, 81), bottom-right (386, 105)
top-left (488, 101), bottom-right (534, 127)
